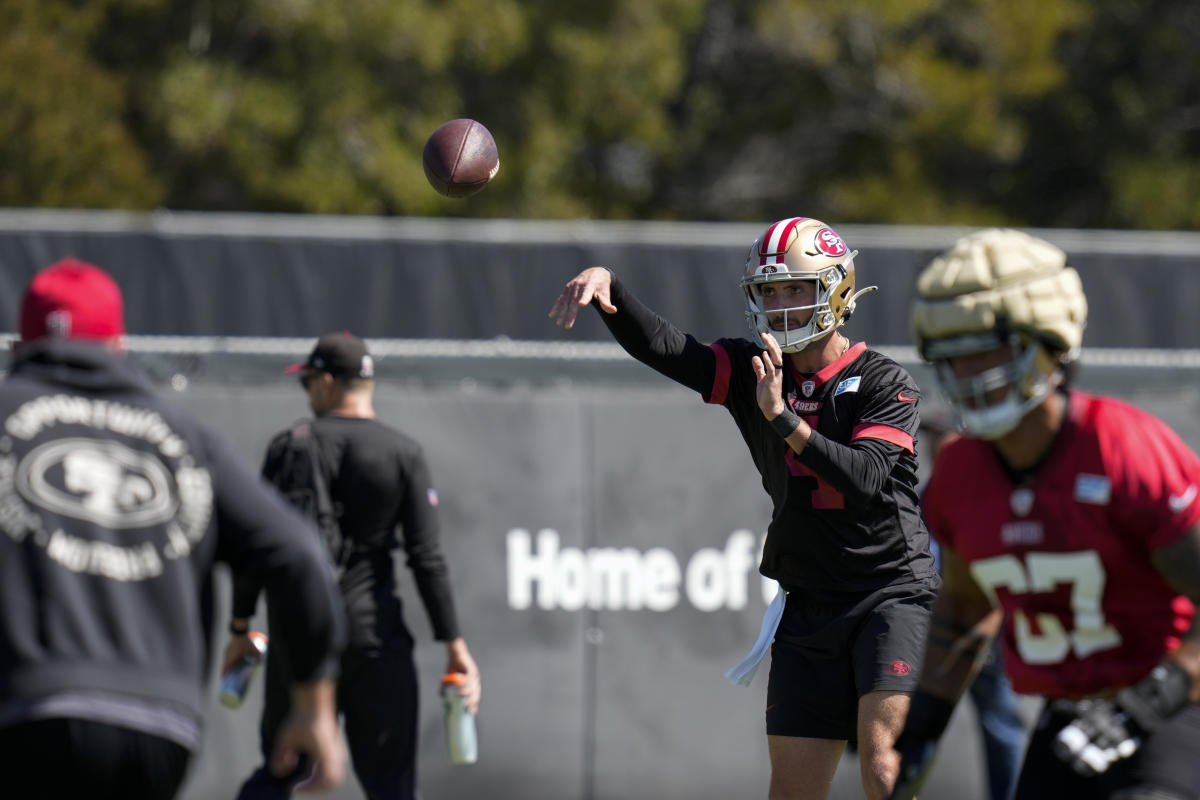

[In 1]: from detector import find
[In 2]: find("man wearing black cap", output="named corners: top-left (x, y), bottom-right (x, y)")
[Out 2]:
top-left (226, 332), bottom-right (481, 800)
top-left (0, 260), bottom-right (348, 799)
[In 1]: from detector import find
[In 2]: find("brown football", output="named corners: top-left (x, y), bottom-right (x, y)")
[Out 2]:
top-left (422, 119), bottom-right (500, 198)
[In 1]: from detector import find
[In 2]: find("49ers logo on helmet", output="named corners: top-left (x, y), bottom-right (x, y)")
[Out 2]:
top-left (815, 228), bottom-right (847, 257)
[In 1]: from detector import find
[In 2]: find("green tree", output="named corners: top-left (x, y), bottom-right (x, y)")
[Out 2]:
top-left (97, 0), bottom-right (706, 217)
top-left (1021, 0), bottom-right (1200, 229)
top-left (655, 0), bottom-right (1091, 225)
top-left (0, 0), bottom-right (161, 208)
top-left (1, 0), bottom-right (1197, 228)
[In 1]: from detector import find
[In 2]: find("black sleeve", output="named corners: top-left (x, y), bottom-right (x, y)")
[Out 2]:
top-left (797, 374), bottom-right (921, 504)
top-left (598, 272), bottom-right (717, 395)
top-left (230, 569), bottom-right (262, 621)
top-left (397, 446), bottom-right (461, 642)
top-left (229, 434), bottom-right (289, 619)
top-left (797, 434), bottom-right (906, 505)
top-left (210, 430), bottom-right (346, 682)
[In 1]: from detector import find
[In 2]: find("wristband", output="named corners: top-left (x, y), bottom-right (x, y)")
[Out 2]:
top-left (769, 408), bottom-right (801, 439)
top-left (229, 620), bottom-right (250, 636)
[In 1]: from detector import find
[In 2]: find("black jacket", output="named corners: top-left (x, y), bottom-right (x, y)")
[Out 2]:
top-left (234, 414), bottom-right (461, 650)
top-left (0, 340), bottom-right (345, 740)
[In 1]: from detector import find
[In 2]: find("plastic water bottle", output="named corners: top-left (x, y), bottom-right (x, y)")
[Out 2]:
top-left (441, 673), bottom-right (478, 764)
top-left (219, 631), bottom-right (268, 709)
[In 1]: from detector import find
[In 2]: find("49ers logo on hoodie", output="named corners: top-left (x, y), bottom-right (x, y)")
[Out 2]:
top-left (0, 394), bottom-right (213, 582)
top-left (16, 439), bottom-right (177, 528)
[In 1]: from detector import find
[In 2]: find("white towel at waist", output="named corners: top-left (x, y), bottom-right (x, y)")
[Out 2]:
top-left (724, 584), bottom-right (787, 688)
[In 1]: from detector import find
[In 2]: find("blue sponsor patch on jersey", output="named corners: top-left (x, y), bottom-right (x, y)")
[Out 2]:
top-left (1074, 474), bottom-right (1111, 505)
top-left (834, 376), bottom-right (861, 396)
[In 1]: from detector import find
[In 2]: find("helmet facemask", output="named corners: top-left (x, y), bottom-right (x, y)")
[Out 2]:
top-left (742, 260), bottom-right (856, 353)
top-left (927, 331), bottom-right (1065, 440)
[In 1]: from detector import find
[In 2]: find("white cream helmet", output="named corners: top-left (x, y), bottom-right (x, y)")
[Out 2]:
top-left (910, 228), bottom-right (1088, 439)
top-left (740, 217), bottom-right (876, 353)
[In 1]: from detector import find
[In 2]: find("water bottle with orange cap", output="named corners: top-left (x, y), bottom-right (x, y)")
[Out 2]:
top-left (441, 672), bottom-right (478, 764)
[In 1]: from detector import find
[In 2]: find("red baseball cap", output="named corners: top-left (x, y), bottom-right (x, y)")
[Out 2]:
top-left (19, 258), bottom-right (126, 342)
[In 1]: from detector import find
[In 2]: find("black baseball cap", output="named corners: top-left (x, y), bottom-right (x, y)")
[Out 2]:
top-left (285, 332), bottom-right (375, 379)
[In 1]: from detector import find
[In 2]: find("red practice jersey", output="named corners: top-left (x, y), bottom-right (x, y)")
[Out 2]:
top-left (924, 391), bottom-right (1200, 698)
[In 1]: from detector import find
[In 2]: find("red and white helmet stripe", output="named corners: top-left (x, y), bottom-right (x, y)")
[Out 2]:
top-left (756, 217), bottom-right (810, 268)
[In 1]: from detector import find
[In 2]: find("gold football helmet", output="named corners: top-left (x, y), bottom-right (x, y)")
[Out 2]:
top-left (740, 217), bottom-right (876, 353)
top-left (910, 228), bottom-right (1088, 438)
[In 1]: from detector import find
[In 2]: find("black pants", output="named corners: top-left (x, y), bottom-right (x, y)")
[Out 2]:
top-left (237, 639), bottom-right (420, 800)
top-left (0, 717), bottom-right (190, 800)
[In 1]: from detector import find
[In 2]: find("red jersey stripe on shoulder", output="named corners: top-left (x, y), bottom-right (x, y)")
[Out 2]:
top-left (705, 342), bottom-right (731, 405)
top-left (853, 423), bottom-right (914, 453)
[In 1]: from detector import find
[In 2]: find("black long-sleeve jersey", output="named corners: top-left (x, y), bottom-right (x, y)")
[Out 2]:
top-left (234, 415), bottom-right (461, 648)
top-left (599, 274), bottom-right (937, 599)
top-left (0, 341), bottom-right (345, 748)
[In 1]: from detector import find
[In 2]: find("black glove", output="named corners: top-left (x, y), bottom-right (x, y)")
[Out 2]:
top-left (1053, 661), bottom-right (1192, 777)
top-left (889, 692), bottom-right (957, 800)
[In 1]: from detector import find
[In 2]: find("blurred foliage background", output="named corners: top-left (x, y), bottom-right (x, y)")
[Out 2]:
top-left (1, 0), bottom-right (1198, 228)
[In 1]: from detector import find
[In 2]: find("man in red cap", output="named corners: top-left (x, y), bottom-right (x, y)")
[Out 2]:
top-left (0, 258), bottom-right (349, 799)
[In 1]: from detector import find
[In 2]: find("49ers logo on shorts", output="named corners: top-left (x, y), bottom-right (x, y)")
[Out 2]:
top-left (815, 228), bottom-right (847, 257)
top-left (888, 660), bottom-right (912, 676)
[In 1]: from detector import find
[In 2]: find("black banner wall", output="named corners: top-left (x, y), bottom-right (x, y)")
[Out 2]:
top-left (160, 367), bottom-right (1200, 800)
top-left (2, 210), bottom-right (1199, 798)
top-left (0, 210), bottom-right (1198, 348)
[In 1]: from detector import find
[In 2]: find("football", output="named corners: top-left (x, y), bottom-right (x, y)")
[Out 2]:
top-left (422, 119), bottom-right (500, 198)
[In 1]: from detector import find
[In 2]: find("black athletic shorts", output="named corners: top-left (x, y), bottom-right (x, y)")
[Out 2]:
top-left (765, 581), bottom-right (935, 740)
top-left (1014, 699), bottom-right (1200, 800)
